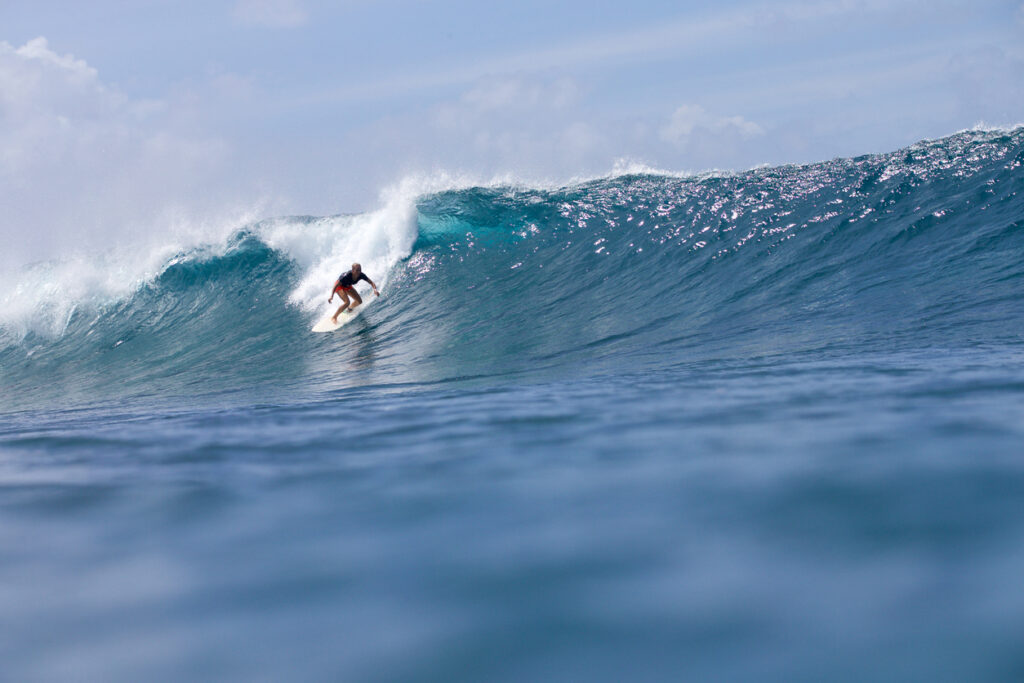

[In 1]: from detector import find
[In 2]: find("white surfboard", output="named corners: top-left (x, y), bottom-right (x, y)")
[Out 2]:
top-left (311, 307), bottom-right (363, 332)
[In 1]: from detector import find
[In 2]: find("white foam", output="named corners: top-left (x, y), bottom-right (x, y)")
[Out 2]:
top-left (2, 248), bottom-right (161, 339)
top-left (0, 172), bottom-right (482, 339)
top-left (269, 174), bottom-right (475, 315)
top-left (0, 205), bottom-right (264, 339)
top-left (0, 154), bottom-right (844, 339)
top-left (0, 162), bottom-right (708, 340)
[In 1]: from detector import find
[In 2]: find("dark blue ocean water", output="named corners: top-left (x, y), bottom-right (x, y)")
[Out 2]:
top-left (2, 128), bottom-right (1024, 681)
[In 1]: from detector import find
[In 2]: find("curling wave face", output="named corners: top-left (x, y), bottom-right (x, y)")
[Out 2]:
top-left (2, 127), bottom-right (1023, 411)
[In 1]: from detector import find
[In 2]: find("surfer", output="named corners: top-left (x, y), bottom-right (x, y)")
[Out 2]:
top-left (329, 263), bottom-right (379, 323)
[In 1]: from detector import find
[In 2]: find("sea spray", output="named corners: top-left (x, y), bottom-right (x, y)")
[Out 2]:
top-left (3, 128), bottom-right (1024, 682)
top-left (1, 127), bottom-right (1023, 409)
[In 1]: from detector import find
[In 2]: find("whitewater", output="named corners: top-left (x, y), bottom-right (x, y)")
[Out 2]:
top-left (2, 127), bottom-right (1024, 681)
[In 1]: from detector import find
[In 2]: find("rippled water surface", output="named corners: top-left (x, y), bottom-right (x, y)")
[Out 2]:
top-left (2, 128), bottom-right (1024, 680)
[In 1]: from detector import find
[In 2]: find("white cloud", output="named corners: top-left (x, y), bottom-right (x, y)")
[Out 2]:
top-left (460, 77), bottom-right (580, 112)
top-left (332, 75), bottom-right (616, 184)
top-left (8, 36), bottom-right (96, 79)
top-left (661, 105), bottom-right (765, 147)
top-left (232, 0), bottom-right (309, 28)
top-left (426, 76), bottom-right (604, 170)
top-left (433, 76), bottom-right (581, 130)
top-left (294, 0), bottom-right (968, 107)
top-left (0, 37), bottom-right (247, 271)
top-left (340, 77), bottom-right (777, 192)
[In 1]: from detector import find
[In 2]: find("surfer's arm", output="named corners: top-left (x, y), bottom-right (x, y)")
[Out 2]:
top-left (365, 276), bottom-right (380, 296)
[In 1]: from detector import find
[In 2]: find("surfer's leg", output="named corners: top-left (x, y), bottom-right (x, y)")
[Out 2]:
top-left (331, 292), bottom-right (351, 322)
top-left (348, 291), bottom-right (364, 310)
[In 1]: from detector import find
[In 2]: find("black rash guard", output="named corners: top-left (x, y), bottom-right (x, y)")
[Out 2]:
top-left (335, 270), bottom-right (369, 290)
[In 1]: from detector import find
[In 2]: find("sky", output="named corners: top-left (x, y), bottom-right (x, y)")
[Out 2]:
top-left (1, 0), bottom-right (1023, 263)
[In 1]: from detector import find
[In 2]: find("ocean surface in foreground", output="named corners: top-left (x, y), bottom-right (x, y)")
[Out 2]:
top-left (2, 128), bottom-right (1024, 680)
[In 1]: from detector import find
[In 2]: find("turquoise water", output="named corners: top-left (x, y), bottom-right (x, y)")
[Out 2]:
top-left (2, 128), bottom-right (1024, 680)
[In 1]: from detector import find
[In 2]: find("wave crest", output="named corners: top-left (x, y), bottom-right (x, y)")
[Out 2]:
top-left (2, 127), bottom-right (1023, 409)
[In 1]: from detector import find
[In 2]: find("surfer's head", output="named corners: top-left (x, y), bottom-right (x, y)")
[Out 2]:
top-left (352, 263), bottom-right (361, 274)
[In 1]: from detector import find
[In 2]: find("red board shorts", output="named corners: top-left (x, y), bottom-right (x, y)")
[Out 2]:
top-left (334, 284), bottom-right (356, 296)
